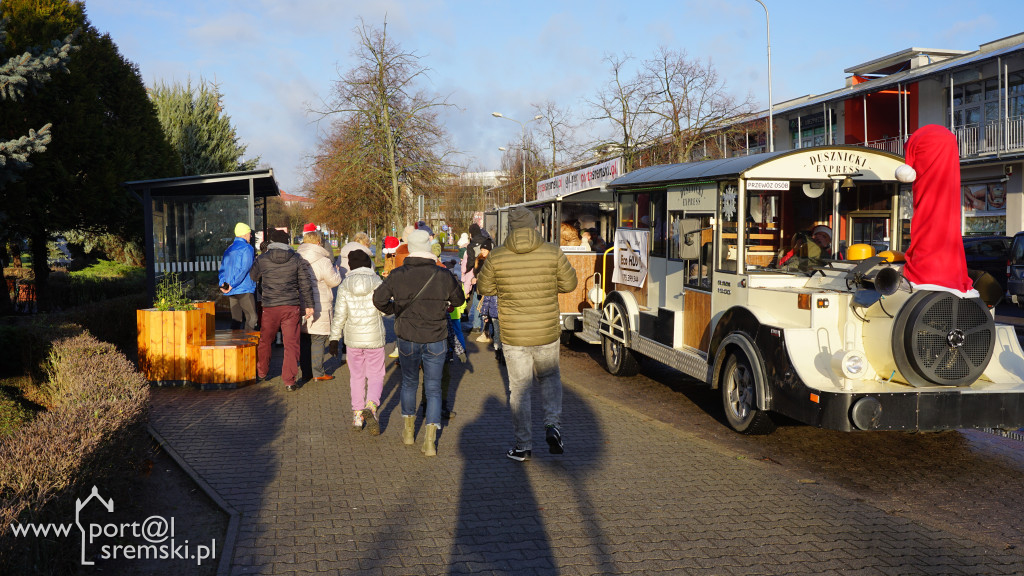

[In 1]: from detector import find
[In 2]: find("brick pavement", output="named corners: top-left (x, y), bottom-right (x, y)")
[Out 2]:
top-left (150, 321), bottom-right (1024, 576)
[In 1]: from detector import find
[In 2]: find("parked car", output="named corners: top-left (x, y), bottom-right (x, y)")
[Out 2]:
top-left (963, 235), bottom-right (1011, 293)
top-left (1009, 232), bottom-right (1024, 308)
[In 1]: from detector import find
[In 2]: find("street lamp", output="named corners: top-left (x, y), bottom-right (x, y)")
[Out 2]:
top-left (492, 112), bottom-right (542, 203)
top-left (753, 0), bottom-right (774, 153)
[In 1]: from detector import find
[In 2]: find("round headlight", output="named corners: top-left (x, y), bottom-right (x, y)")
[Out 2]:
top-left (844, 354), bottom-right (865, 375)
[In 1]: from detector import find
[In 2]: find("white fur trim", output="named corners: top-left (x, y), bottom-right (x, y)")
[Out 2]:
top-left (908, 283), bottom-right (981, 299)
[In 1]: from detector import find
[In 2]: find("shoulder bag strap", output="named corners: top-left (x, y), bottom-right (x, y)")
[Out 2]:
top-left (395, 267), bottom-right (438, 318)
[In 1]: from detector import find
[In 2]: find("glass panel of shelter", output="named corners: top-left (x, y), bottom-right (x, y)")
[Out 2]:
top-left (151, 194), bottom-right (252, 297)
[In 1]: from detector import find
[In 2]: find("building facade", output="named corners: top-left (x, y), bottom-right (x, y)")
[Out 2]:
top-left (733, 32), bottom-right (1024, 237)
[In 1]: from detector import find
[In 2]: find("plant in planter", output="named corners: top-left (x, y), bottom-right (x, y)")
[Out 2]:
top-left (137, 273), bottom-right (213, 385)
top-left (153, 272), bottom-right (196, 311)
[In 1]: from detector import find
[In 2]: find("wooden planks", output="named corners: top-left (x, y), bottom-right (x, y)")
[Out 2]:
top-left (683, 289), bottom-right (712, 352)
top-left (137, 302), bottom-right (258, 389)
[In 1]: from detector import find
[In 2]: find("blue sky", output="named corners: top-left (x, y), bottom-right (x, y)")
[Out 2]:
top-left (84, 0), bottom-right (1023, 195)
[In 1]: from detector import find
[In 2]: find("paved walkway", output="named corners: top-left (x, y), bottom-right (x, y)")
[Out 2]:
top-left (150, 321), bottom-right (1024, 576)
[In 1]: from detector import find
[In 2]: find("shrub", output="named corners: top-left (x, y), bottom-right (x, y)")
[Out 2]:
top-left (0, 327), bottom-right (150, 574)
top-left (59, 293), bottom-right (149, 359)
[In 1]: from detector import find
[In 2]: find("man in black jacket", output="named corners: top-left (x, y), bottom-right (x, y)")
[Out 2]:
top-left (251, 229), bottom-right (314, 391)
top-left (373, 229), bottom-right (464, 456)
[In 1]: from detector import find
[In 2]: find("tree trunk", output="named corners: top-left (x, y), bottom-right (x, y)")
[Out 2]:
top-left (30, 229), bottom-right (49, 312)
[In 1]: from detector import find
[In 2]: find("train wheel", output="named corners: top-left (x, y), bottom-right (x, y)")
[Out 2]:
top-left (601, 301), bottom-right (638, 377)
top-left (720, 351), bottom-right (775, 435)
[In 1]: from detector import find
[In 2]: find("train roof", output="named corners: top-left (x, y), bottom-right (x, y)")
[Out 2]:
top-left (609, 146), bottom-right (905, 189)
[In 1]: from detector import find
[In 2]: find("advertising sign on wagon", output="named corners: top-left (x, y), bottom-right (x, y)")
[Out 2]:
top-left (612, 229), bottom-right (649, 288)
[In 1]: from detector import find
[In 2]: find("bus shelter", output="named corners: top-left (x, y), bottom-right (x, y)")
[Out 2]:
top-left (125, 169), bottom-right (280, 299)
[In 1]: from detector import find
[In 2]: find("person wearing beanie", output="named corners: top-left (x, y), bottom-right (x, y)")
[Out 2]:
top-left (373, 228), bottom-right (465, 456)
top-left (416, 220), bottom-right (442, 257)
top-left (219, 222), bottom-right (257, 331)
top-left (477, 206), bottom-right (577, 462)
top-left (250, 227), bottom-right (315, 391)
top-left (394, 224), bottom-right (417, 268)
top-left (297, 229), bottom-right (342, 383)
top-left (330, 248), bottom-right (386, 434)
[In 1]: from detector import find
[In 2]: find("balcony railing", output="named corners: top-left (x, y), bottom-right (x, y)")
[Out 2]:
top-left (954, 117), bottom-right (1024, 158)
top-left (863, 136), bottom-right (905, 156)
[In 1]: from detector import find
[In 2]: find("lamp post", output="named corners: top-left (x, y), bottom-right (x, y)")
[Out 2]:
top-left (753, 0), bottom-right (774, 153)
top-left (492, 112), bottom-right (542, 203)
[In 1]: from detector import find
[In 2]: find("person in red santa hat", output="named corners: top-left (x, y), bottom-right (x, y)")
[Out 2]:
top-left (381, 235), bottom-right (400, 278)
top-left (897, 124), bottom-right (979, 297)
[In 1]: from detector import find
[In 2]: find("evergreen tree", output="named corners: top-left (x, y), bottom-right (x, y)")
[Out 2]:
top-left (150, 78), bottom-right (259, 175)
top-left (0, 0), bottom-right (181, 311)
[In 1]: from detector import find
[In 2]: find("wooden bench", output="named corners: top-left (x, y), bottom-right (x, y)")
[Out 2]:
top-left (188, 330), bottom-right (259, 390)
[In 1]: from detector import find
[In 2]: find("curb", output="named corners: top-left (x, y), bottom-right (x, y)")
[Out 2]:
top-left (147, 424), bottom-right (239, 576)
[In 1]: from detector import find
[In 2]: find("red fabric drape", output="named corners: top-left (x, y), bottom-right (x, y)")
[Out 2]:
top-left (902, 125), bottom-right (973, 292)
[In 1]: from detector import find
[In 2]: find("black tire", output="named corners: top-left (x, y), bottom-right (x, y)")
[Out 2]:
top-left (601, 301), bottom-right (639, 377)
top-left (720, 351), bottom-right (775, 435)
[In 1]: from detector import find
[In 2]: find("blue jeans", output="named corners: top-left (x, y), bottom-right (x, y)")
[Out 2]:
top-left (504, 340), bottom-right (562, 451)
top-left (467, 291), bottom-right (481, 331)
top-left (398, 338), bottom-right (446, 426)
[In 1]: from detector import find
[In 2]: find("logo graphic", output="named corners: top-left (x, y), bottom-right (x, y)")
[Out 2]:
top-left (76, 486), bottom-right (115, 565)
top-left (10, 485), bottom-right (216, 567)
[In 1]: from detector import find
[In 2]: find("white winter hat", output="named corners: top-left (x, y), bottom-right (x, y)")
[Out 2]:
top-left (457, 233), bottom-right (470, 248)
top-left (407, 229), bottom-right (431, 254)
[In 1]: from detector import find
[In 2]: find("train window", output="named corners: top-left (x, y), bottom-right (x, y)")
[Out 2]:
top-left (618, 194), bottom-right (637, 228)
top-left (618, 192), bottom-right (651, 230)
top-left (745, 191), bottom-right (780, 269)
top-left (650, 193), bottom-right (667, 257)
top-left (672, 213), bottom-right (713, 290)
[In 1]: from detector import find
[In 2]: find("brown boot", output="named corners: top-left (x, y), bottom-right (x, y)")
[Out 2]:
top-left (421, 423), bottom-right (438, 457)
top-left (402, 415), bottom-right (415, 445)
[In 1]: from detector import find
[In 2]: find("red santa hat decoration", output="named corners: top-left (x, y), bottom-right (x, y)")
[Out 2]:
top-left (382, 235), bottom-right (400, 255)
top-left (898, 124), bottom-right (976, 295)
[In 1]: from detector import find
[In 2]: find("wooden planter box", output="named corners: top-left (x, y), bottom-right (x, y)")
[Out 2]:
top-left (136, 302), bottom-right (215, 385)
top-left (137, 302), bottom-right (258, 389)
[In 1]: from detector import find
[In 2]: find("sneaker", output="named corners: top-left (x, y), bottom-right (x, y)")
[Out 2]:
top-left (388, 348), bottom-right (399, 358)
top-left (314, 375), bottom-right (334, 381)
top-left (476, 333), bottom-right (492, 343)
top-left (546, 426), bottom-right (563, 454)
top-left (361, 408), bottom-right (378, 435)
top-left (506, 448), bottom-right (532, 462)
top-left (352, 411), bottom-right (364, 431)
top-left (285, 384), bottom-right (295, 392)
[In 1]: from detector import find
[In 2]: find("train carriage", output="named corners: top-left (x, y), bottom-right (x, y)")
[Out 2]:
top-left (570, 145), bottom-right (1024, 434)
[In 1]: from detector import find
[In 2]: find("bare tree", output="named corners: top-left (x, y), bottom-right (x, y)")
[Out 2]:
top-left (310, 18), bottom-right (457, 232)
top-left (498, 131), bottom-right (544, 205)
top-left (642, 47), bottom-right (756, 163)
top-left (585, 54), bottom-right (658, 173)
top-left (531, 100), bottom-right (581, 178)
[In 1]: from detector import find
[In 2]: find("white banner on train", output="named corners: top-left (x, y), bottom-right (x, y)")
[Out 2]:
top-left (536, 157), bottom-right (622, 201)
top-left (612, 229), bottom-right (649, 288)
top-left (746, 180), bottom-right (790, 190)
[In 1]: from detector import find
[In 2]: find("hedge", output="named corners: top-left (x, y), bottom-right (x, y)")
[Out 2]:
top-left (0, 327), bottom-right (150, 574)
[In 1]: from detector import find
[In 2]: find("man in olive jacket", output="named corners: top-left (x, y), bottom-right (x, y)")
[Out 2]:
top-left (476, 207), bottom-right (577, 461)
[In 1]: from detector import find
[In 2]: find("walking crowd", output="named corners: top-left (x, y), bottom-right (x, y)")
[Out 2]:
top-left (219, 214), bottom-right (576, 459)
